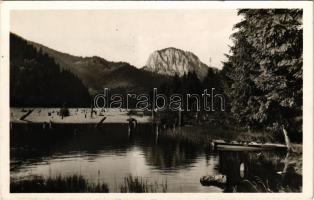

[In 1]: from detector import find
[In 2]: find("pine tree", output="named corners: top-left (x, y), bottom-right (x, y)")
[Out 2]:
top-left (223, 9), bottom-right (303, 142)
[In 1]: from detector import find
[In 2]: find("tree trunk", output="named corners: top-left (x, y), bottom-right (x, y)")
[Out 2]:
top-left (281, 125), bottom-right (291, 174)
top-left (282, 126), bottom-right (291, 151)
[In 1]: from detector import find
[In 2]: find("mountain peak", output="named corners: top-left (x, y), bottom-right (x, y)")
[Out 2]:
top-left (158, 47), bottom-right (183, 52)
top-left (144, 47), bottom-right (209, 80)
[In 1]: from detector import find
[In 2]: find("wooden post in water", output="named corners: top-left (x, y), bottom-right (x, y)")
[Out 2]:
top-left (49, 121), bottom-right (52, 130)
top-left (127, 118), bottom-right (131, 137)
top-left (91, 103), bottom-right (94, 118)
top-left (128, 125), bottom-right (131, 137)
top-left (152, 107), bottom-right (156, 123)
top-left (155, 124), bottom-right (159, 144)
top-left (128, 118), bottom-right (137, 134)
top-left (178, 108), bottom-right (182, 127)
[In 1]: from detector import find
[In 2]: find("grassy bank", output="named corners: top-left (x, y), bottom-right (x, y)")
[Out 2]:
top-left (11, 175), bottom-right (109, 193)
top-left (120, 175), bottom-right (167, 193)
top-left (161, 124), bottom-right (279, 147)
top-left (11, 174), bottom-right (168, 193)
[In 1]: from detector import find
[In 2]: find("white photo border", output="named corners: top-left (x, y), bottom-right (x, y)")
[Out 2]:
top-left (0, 1), bottom-right (313, 200)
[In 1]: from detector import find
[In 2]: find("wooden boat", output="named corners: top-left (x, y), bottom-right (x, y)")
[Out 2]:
top-left (212, 140), bottom-right (287, 151)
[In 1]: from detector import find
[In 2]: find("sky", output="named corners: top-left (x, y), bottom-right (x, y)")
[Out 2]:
top-left (11, 10), bottom-right (242, 69)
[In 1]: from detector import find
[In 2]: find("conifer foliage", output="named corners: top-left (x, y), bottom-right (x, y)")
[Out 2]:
top-left (222, 9), bottom-right (303, 140)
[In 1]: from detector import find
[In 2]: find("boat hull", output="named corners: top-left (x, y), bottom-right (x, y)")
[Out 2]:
top-left (214, 142), bottom-right (287, 151)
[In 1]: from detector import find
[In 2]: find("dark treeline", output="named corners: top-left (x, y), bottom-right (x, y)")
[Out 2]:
top-left (156, 69), bottom-right (225, 127)
top-left (159, 69), bottom-right (222, 108)
top-left (10, 33), bottom-right (91, 107)
top-left (159, 68), bottom-right (222, 100)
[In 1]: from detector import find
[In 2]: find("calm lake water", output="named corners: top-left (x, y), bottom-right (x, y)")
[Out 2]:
top-left (10, 123), bottom-right (301, 192)
top-left (11, 124), bottom-right (222, 192)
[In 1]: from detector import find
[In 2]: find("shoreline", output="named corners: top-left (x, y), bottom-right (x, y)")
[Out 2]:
top-left (10, 107), bottom-right (152, 124)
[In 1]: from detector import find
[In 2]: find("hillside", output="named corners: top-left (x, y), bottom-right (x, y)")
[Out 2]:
top-left (29, 40), bottom-right (169, 94)
top-left (10, 33), bottom-right (91, 107)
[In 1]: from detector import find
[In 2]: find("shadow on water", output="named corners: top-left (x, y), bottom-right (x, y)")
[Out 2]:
top-left (10, 124), bottom-right (133, 169)
top-left (208, 151), bottom-right (302, 192)
top-left (11, 123), bottom-right (209, 192)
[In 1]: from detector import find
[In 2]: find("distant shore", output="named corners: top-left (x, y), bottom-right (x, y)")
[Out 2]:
top-left (10, 107), bottom-right (152, 124)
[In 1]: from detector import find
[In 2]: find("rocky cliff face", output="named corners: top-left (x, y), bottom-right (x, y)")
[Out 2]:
top-left (144, 47), bottom-right (209, 80)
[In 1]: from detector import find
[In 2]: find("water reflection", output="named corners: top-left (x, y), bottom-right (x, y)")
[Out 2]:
top-left (10, 124), bottom-right (301, 193)
top-left (10, 124), bottom-right (219, 192)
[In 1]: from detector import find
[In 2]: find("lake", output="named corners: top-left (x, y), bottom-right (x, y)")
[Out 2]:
top-left (10, 123), bottom-right (301, 192)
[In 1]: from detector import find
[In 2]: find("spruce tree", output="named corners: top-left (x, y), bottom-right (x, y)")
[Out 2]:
top-left (223, 9), bottom-right (303, 142)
